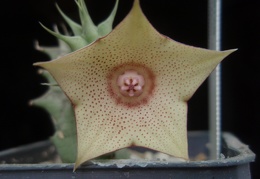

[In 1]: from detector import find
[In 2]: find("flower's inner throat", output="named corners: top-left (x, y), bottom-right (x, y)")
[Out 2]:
top-left (117, 70), bottom-right (144, 97)
top-left (107, 63), bottom-right (155, 108)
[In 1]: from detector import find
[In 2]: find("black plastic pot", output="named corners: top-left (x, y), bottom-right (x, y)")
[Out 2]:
top-left (0, 131), bottom-right (255, 179)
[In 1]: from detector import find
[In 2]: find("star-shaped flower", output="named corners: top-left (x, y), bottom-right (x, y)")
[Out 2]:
top-left (34, 0), bottom-right (236, 169)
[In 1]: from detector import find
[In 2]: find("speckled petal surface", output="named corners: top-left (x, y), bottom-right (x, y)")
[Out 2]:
top-left (34, 0), bottom-right (236, 169)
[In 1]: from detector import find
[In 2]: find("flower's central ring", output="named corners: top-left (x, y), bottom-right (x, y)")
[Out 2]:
top-left (107, 63), bottom-right (155, 108)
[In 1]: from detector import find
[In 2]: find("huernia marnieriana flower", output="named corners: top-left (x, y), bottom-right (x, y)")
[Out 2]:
top-left (34, 0), bottom-right (236, 169)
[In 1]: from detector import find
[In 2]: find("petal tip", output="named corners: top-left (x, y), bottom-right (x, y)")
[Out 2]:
top-left (226, 48), bottom-right (238, 53)
top-left (222, 48), bottom-right (238, 57)
top-left (73, 163), bottom-right (80, 172)
top-left (33, 61), bottom-right (53, 70)
top-left (33, 61), bottom-right (46, 67)
top-left (33, 62), bottom-right (43, 67)
top-left (74, 157), bottom-right (86, 171)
